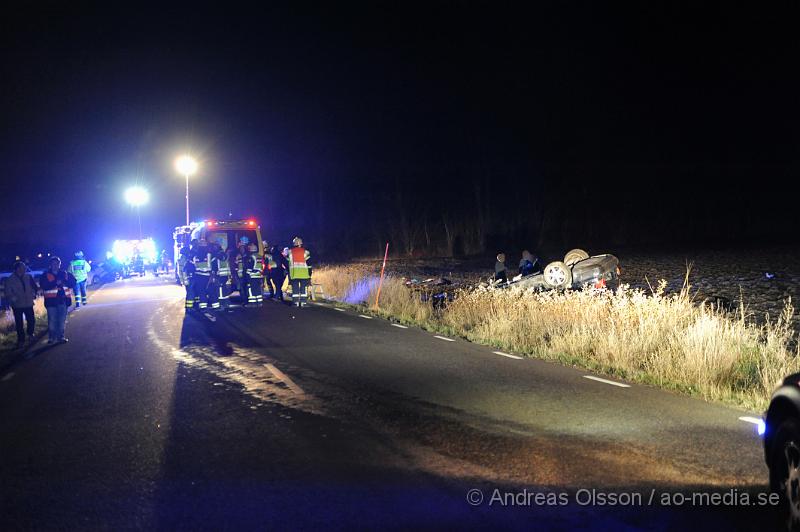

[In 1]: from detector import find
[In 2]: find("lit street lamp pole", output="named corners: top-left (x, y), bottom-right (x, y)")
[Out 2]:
top-left (175, 155), bottom-right (198, 226)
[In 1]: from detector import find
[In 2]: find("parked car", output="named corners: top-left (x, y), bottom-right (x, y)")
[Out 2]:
top-left (764, 374), bottom-right (800, 529)
top-left (509, 248), bottom-right (620, 290)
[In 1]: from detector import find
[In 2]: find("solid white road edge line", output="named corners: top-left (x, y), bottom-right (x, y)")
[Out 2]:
top-left (333, 308), bottom-right (345, 312)
top-left (434, 335), bottom-right (455, 342)
top-left (358, 314), bottom-right (373, 319)
top-left (583, 375), bottom-right (630, 388)
top-left (264, 363), bottom-right (305, 395)
top-left (1, 372), bottom-right (15, 382)
top-left (391, 324), bottom-right (408, 329)
top-left (739, 416), bottom-right (763, 426)
top-left (493, 351), bottom-right (523, 360)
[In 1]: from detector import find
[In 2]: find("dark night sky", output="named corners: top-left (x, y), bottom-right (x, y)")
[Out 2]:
top-left (1, 2), bottom-right (798, 261)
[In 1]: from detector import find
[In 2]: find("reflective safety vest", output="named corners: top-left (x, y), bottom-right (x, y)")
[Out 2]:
top-left (194, 251), bottom-right (211, 275)
top-left (247, 253), bottom-right (263, 278)
top-left (41, 272), bottom-right (74, 302)
top-left (69, 259), bottom-right (90, 282)
top-left (217, 256), bottom-right (231, 277)
top-left (288, 247), bottom-right (310, 280)
top-left (265, 253), bottom-right (277, 270)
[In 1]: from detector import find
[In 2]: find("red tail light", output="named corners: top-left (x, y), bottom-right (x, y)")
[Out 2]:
top-left (248, 220), bottom-right (255, 226)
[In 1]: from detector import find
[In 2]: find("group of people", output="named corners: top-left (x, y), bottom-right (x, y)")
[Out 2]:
top-left (178, 235), bottom-right (312, 312)
top-left (494, 249), bottom-right (540, 283)
top-left (3, 251), bottom-right (91, 348)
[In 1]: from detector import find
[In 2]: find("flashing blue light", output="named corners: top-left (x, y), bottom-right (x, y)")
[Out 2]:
top-left (758, 420), bottom-right (766, 437)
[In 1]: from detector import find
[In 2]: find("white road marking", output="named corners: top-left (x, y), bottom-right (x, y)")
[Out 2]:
top-left (583, 375), bottom-right (630, 388)
top-left (358, 314), bottom-right (373, 319)
top-left (312, 302), bottom-right (328, 307)
top-left (203, 313), bottom-right (217, 322)
top-left (1, 372), bottom-right (15, 382)
top-left (264, 363), bottom-right (305, 395)
top-left (493, 351), bottom-right (523, 360)
top-left (391, 323), bottom-right (408, 329)
top-left (333, 308), bottom-right (345, 312)
top-left (434, 335), bottom-right (455, 342)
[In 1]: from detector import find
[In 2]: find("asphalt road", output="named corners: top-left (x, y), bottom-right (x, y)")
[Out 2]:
top-left (0, 276), bottom-right (781, 530)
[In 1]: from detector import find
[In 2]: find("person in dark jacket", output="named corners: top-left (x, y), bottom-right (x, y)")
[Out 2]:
top-left (518, 250), bottom-right (540, 277)
top-left (494, 253), bottom-right (508, 283)
top-left (267, 245), bottom-right (287, 302)
top-left (3, 261), bottom-right (39, 348)
top-left (38, 256), bottom-right (76, 344)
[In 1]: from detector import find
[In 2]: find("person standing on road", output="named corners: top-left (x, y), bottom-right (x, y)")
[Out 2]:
top-left (38, 256), bottom-right (76, 344)
top-left (213, 243), bottom-right (232, 311)
top-left (3, 261), bottom-right (39, 348)
top-left (243, 243), bottom-right (264, 306)
top-left (178, 247), bottom-right (196, 311)
top-left (68, 251), bottom-right (91, 307)
top-left (192, 238), bottom-right (212, 311)
top-left (263, 244), bottom-right (277, 299)
top-left (287, 236), bottom-right (311, 307)
top-left (270, 245), bottom-right (288, 302)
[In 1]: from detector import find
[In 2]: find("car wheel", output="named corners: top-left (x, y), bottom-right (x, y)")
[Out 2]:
top-left (564, 248), bottom-right (589, 267)
top-left (543, 261), bottom-right (573, 289)
top-left (770, 418), bottom-right (800, 531)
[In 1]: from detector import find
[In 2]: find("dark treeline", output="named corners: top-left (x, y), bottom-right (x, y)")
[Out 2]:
top-left (266, 161), bottom-right (800, 262)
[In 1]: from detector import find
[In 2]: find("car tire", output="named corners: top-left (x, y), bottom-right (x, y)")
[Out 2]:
top-left (543, 261), bottom-right (573, 289)
top-left (564, 248), bottom-right (589, 267)
top-left (770, 417), bottom-right (800, 531)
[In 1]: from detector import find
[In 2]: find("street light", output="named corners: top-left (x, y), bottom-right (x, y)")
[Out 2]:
top-left (124, 186), bottom-right (150, 238)
top-left (175, 155), bottom-right (198, 225)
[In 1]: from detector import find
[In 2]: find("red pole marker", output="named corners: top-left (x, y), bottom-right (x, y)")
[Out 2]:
top-left (374, 242), bottom-right (389, 309)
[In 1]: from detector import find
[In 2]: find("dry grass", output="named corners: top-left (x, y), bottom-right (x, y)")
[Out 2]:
top-left (314, 265), bottom-right (799, 411)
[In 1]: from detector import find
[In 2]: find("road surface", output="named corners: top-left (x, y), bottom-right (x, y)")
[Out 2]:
top-left (0, 276), bottom-right (778, 530)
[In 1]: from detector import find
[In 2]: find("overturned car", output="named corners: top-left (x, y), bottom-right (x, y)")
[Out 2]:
top-left (508, 249), bottom-right (620, 290)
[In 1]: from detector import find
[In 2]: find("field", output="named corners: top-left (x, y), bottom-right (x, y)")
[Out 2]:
top-left (312, 247), bottom-right (800, 411)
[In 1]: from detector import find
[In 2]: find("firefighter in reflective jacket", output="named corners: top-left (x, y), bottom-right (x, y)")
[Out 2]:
top-left (243, 243), bottom-right (264, 306)
top-left (192, 239), bottom-right (212, 310)
top-left (178, 247), bottom-right (196, 310)
top-left (68, 251), bottom-right (91, 307)
top-left (288, 236), bottom-right (311, 307)
top-left (211, 242), bottom-right (231, 311)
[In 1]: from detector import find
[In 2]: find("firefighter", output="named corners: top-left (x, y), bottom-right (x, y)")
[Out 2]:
top-left (68, 250), bottom-right (91, 307)
top-left (232, 236), bottom-right (250, 296)
top-left (287, 236), bottom-right (311, 307)
top-left (178, 247), bottom-right (195, 310)
top-left (192, 238), bottom-right (212, 310)
top-left (211, 242), bottom-right (231, 311)
top-left (242, 243), bottom-right (264, 306)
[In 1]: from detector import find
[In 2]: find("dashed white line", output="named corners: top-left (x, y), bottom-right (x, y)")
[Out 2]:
top-left (358, 314), bottom-right (373, 319)
top-left (1, 372), bottom-right (15, 382)
top-left (434, 335), bottom-right (455, 342)
top-left (264, 363), bottom-right (305, 395)
top-left (391, 323), bottom-right (408, 329)
top-left (583, 375), bottom-right (630, 388)
top-left (313, 302), bottom-right (329, 307)
top-left (333, 308), bottom-right (346, 312)
top-left (493, 351), bottom-right (523, 360)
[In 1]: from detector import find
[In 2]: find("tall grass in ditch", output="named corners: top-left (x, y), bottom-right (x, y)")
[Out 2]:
top-left (314, 265), bottom-right (799, 411)
top-left (0, 299), bottom-right (47, 350)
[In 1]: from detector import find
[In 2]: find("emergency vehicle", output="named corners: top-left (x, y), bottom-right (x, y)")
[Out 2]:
top-left (174, 219), bottom-right (265, 289)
